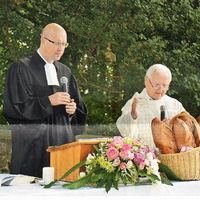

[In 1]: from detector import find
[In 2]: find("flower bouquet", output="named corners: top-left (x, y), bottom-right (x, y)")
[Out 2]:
top-left (45, 136), bottom-right (175, 192)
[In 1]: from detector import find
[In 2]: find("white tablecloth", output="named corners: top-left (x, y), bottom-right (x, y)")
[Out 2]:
top-left (0, 180), bottom-right (200, 200)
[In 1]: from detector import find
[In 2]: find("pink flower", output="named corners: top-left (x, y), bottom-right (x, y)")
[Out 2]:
top-left (139, 163), bottom-right (145, 170)
top-left (106, 147), bottom-right (119, 160)
top-left (120, 162), bottom-right (127, 170)
top-left (139, 147), bottom-right (150, 154)
top-left (133, 139), bottom-right (141, 146)
top-left (113, 136), bottom-right (124, 146)
top-left (122, 143), bottom-right (132, 151)
top-left (133, 152), bottom-right (145, 164)
top-left (107, 143), bottom-right (115, 148)
top-left (119, 151), bottom-right (128, 159)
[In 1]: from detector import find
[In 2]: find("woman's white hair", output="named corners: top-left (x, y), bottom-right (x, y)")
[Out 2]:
top-left (146, 64), bottom-right (172, 81)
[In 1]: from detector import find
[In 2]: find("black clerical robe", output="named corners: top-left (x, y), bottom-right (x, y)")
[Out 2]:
top-left (3, 51), bottom-right (87, 178)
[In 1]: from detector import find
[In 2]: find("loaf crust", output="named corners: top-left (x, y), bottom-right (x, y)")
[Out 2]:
top-left (172, 118), bottom-right (196, 151)
top-left (152, 112), bottom-right (200, 154)
top-left (151, 117), bottom-right (179, 154)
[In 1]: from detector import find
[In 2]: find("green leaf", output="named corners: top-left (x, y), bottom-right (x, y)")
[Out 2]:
top-left (112, 179), bottom-right (119, 190)
top-left (120, 174), bottom-right (128, 185)
top-left (44, 160), bottom-right (86, 188)
top-left (93, 144), bottom-right (100, 152)
top-left (90, 173), bottom-right (104, 182)
top-left (160, 172), bottom-right (173, 186)
top-left (138, 170), bottom-right (146, 177)
top-left (105, 175), bottom-right (113, 193)
top-left (44, 180), bottom-right (59, 189)
top-left (158, 163), bottom-right (182, 180)
top-left (145, 173), bottom-right (160, 183)
top-left (62, 173), bottom-right (92, 189)
top-left (96, 173), bottom-right (110, 187)
top-left (59, 160), bottom-right (86, 181)
top-left (105, 172), bottom-right (118, 192)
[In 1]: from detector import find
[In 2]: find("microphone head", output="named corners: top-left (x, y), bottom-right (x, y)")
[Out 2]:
top-left (160, 105), bottom-right (165, 111)
top-left (160, 105), bottom-right (165, 121)
top-left (60, 76), bottom-right (68, 84)
top-left (60, 76), bottom-right (68, 92)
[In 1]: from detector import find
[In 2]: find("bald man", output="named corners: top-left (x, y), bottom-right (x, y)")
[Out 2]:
top-left (3, 23), bottom-right (88, 178)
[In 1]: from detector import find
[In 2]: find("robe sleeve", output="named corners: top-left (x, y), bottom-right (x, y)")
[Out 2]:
top-left (68, 74), bottom-right (88, 135)
top-left (116, 93), bottom-right (139, 138)
top-left (3, 61), bottom-right (53, 123)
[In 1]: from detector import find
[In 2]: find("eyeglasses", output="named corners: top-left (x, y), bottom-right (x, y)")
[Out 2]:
top-left (44, 37), bottom-right (69, 48)
top-left (146, 76), bottom-right (169, 90)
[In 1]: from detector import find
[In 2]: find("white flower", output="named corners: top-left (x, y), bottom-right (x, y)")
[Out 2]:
top-left (146, 152), bottom-right (154, 162)
top-left (127, 151), bottom-right (134, 160)
top-left (151, 159), bottom-right (159, 174)
top-left (132, 146), bottom-right (139, 151)
top-left (86, 153), bottom-right (95, 164)
top-left (151, 159), bottom-right (161, 181)
top-left (79, 172), bottom-right (86, 178)
top-left (126, 160), bottom-right (133, 169)
top-left (112, 157), bottom-right (120, 167)
top-left (86, 153), bottom-right (94, 160)
top-left (144, 159), bottom-right (150, 166)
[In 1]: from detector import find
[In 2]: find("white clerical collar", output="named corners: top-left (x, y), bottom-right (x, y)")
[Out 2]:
top-left (37, 49), bottom-right (59, 86)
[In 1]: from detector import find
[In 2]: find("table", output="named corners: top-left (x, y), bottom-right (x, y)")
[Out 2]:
top-left (0, 180), bottom-right (200, 200)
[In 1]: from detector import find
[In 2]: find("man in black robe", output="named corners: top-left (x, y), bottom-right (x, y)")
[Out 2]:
top-left (3, 23), bottom-right (88, 178)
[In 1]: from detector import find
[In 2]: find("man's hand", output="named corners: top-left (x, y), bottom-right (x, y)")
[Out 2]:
top-left (48, 92), bottom-right (71, 106)
top-left (48, 92), bottom-right (77, 115)
top-left (131, 97), bottom-right (140, 119)
top-left (65, 99), bottom-right (76, 115)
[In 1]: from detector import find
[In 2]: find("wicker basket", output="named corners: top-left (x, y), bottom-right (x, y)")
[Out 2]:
top-left (158, 147), bottom-right (200, 180)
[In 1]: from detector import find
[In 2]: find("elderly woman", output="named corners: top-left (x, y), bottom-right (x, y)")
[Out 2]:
top-left (116, 64), bottom-right (185, 149)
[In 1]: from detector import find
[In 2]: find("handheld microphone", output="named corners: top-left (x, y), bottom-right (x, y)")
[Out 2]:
top-left (160, 105), bottom-right (165, 121)
top-left (60, 76), bottom-right (68, 93)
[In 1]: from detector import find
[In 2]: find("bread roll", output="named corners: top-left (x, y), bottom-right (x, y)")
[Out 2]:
top-left (151, 117), bottom-right (179, 154)
top-left (193, 116), bottom-right (200, 146)
top-left (172, 118), bottom-right (196, 151)
top-left (178, 115), bottom-right (195, 133)
top-left (169, 111), bottom-right (190, 125)
top-left (193, 125), bottom-right (200, 146)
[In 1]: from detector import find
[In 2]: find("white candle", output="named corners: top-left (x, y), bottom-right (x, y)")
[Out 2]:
top-left (42, 167), bottom-right (54, 184)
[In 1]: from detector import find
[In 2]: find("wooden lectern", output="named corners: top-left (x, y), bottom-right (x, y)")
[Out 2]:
top-left (47, 139), bottom-right (111, 182)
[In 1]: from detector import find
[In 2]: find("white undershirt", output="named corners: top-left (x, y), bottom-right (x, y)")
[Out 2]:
top-left (37, 49), bottom-right (59, 86)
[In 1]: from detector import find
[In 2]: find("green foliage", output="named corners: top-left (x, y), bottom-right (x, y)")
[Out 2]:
top-left (0, 0), bottom-right (199, 132)
top-left (159, 162), bottom-right (182, 181)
